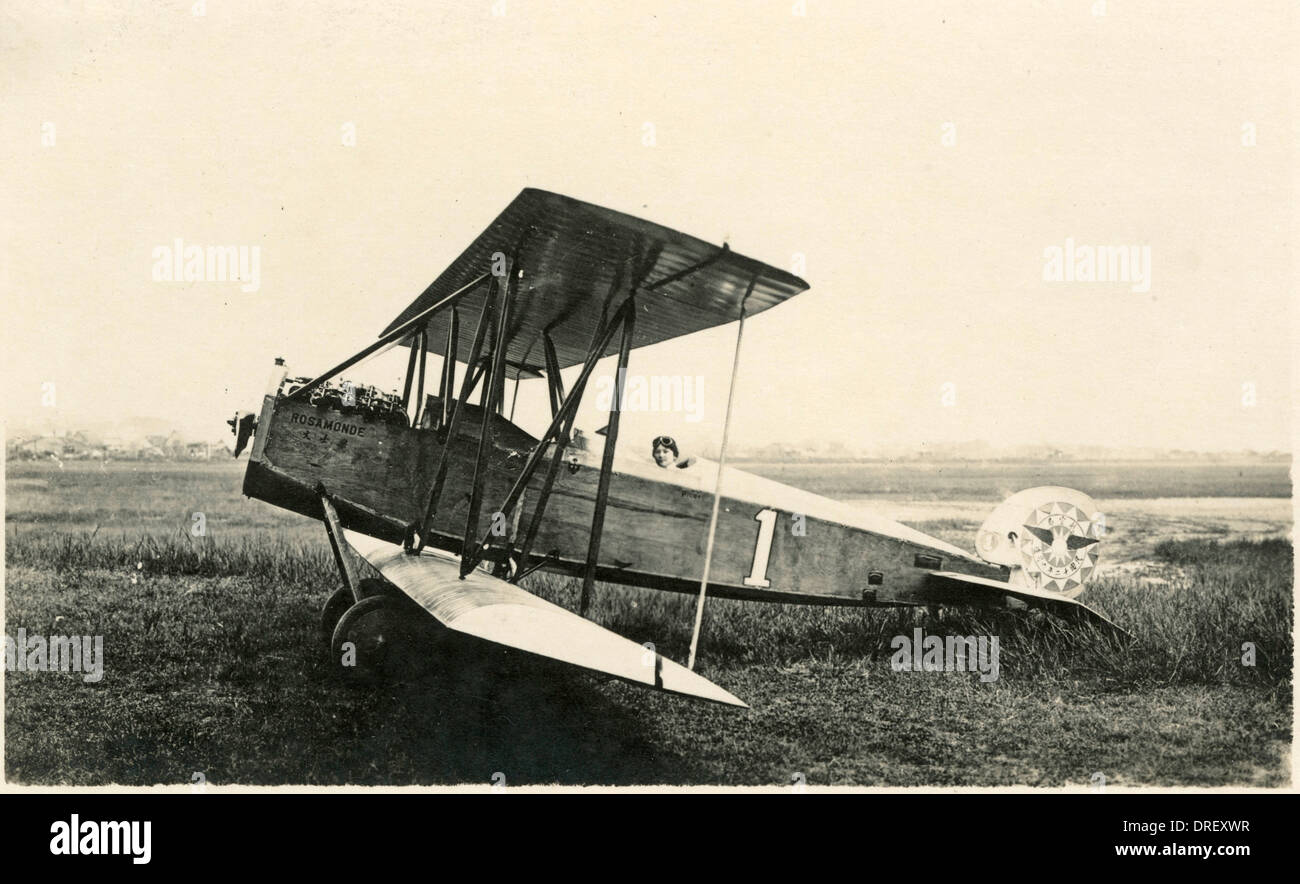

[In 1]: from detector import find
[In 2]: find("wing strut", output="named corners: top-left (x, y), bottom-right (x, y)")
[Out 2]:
top-left (460, 261), bottom-right (516, 576)
top-left (687, 271), bottom-right (758, 670)
top-left (578, 296), bottom-right (636, 615)
top-left (459, 297), bottom-right (635, 574)
top-left (400, 334), bottom-right (420, 412)
top-left (542, 331), bottom-right (565, 418)
top-left (413, 278), bottom-right (497, 551)
top-left (410, 328), bottom-right (427, 427)
top-left (437, 306), bottom-right (459, 430)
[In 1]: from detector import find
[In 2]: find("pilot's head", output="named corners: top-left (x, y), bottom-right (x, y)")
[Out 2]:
top-left (652, 435), bottom-right (679, 468)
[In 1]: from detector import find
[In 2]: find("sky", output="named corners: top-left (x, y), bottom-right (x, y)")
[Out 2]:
top-left (2, 1), bottom-right (1294, 455)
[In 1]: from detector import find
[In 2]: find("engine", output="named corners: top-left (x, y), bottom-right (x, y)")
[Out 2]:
top-left (280, 376), bottom-right (409, 427)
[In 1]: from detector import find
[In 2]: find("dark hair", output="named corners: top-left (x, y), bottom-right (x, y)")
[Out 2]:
top-left (652, 435), bottom-right (678, 457)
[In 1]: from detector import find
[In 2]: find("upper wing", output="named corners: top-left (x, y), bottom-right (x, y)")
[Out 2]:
top-left (344, 530), bottom-right (747, 707)
top-left (379, 188), bottom-right (809, 378)
top-left (924, 570), bottom-right (1130, 636)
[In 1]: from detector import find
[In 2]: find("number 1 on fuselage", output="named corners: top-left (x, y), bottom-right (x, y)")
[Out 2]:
top-left (744, 508), bottom-right (777, 588)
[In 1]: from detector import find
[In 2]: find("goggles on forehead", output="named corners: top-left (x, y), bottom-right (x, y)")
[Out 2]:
top-left (652, 435), bottom-right (677, 452)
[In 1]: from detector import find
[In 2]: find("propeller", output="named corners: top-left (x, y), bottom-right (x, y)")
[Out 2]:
top-left (227, 412), bottom-right (257, 458)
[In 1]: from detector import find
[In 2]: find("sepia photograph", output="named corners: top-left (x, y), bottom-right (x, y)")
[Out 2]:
top-left (2, 0), bottom-right (1293, 808)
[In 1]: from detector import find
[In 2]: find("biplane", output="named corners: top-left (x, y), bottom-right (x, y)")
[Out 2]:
top-left (231, 188), bottom-right (1121, 709)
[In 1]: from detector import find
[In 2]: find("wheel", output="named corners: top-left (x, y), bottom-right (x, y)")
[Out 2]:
top-left (330, 596), bottom-right (406, 683)
top-left (321, 579), bottom-right (399, 645)
top-left (319, 587), bottom-right (354, 644)
top-left (329, 592), bottom-right (429, 683)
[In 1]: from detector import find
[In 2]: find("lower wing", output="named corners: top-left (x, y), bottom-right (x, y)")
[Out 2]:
top-left (343, 531), bottom-right (747, 708)
top-left (924, 571), bottom-right (1131, 637)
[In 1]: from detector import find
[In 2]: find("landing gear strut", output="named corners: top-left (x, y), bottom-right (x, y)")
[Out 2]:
top-left (317, 486), bottom-right (425, 683)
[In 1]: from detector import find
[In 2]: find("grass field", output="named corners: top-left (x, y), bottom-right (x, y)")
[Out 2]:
top-left (4, 460), bottom-right (1293, 787)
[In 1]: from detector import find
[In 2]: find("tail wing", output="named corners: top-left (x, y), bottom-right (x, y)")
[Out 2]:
top-left (924, 570), bottom-right (1129, 636)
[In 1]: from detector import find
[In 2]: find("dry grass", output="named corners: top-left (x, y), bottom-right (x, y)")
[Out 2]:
top-left (3, 461), bottom-right (1291, 786)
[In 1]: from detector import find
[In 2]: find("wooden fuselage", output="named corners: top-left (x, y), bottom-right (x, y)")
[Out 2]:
top-left (243, 393), bottom-right (1006, 605)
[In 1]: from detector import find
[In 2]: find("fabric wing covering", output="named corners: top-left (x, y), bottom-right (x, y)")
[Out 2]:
top-left (344, 531), bottom-right (748, 707)
top-left (380, 188), bottom-right (810, 378)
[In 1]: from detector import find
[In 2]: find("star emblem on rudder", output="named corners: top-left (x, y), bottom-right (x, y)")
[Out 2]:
top-left (1018, 501), bottom-right (1101, 593)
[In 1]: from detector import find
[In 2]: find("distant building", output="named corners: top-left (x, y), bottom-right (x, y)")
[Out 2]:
top-left (15, 438), bottom-right (65, 459)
